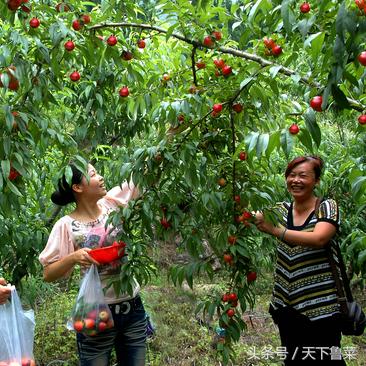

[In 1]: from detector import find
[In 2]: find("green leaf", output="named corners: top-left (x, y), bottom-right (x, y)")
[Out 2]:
top-left (350, 176), bottom-right (366, 200)
top-left (333, 35), bottom-right (345, 62)
top-left (357, 249), bottom-right (366, 268)
top-left (96, 93), bottom-right (103, 107)
top-left (298, 17), bottom-right (316, 37)
top-left (280, 130), bottom-right (294, 158)
top-left (303, 109), bottom-right (321, 147)
top-left (248, 0), bottom-right (269, 23)
top-left (246, 132), bottom-right (259, 153)
top-left (305, 32), bottom-right (325, 62)
top-left (281, 0), bottom-right (295, 34)
top-left (166, 23), bottom-right (179, 41)
top-left (236, 245), bottom-right (249, 257)
top-left (331, 85), bottom-right (350, 110)
top-left (64, 165), bottom-right (73, 186)
top-left (3, 137), bottom-right (10, 156)
top-left (335, 2), bottom-right (347, 38)
top-left (7, 180), bottom-right (22, 196)
top-left (230, 322), bottom-right (241, 341)
top-left (265, 131), bottom-right (280, 158)
top-left (207, 302), bottom-right (216, 318)
top-left (343, 71), bottom-right (359, 87)
top-left (1, 160), bottom-right (10, 179)
top-left (34, 38), bottom-right (50, 64)
top-left (232, 21), bottom-right (242, 31)
top-left (256, 133), bottom-right (269, 158)
top-left (297, 127), bottom-right (313, 151)
top-left (269, 65), bottom-right (282, 78)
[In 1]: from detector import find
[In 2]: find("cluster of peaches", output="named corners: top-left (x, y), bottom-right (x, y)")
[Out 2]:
top-left (72, 303), bottom-right (114, 337)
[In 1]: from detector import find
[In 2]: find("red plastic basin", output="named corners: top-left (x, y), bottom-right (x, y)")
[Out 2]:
top-left (89, 242), bottom-right (126, 264)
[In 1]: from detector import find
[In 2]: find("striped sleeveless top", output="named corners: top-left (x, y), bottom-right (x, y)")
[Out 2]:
top-left (271, 198), bottom-right (342, 321)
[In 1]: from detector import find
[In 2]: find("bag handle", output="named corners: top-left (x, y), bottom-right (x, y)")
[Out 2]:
top-left (314, 197), bottom-right (353, 313)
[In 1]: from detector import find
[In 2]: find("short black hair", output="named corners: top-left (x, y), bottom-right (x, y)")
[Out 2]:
top-left (285, 156), bottom-right (324, 180)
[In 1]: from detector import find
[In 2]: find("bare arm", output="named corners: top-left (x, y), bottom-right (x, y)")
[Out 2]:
top-left (255, 212), bottom-right (336, 248)
top-left (43, 248), bottom-right (99, 282)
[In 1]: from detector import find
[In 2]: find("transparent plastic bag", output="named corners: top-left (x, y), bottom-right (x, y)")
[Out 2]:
top-left (0, 285), bottom-right (35, 365)
top-left (67, 264), bottom-right (114, 336)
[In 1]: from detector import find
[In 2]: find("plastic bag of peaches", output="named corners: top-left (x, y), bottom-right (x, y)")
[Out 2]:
top-left (67, 264), bottom-right (114, 336)
top-left (0, 286), bottom-right (36, 366)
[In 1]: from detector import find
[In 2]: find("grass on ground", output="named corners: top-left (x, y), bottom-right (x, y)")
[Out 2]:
top-left (32, 267), bottom-right (366, 366)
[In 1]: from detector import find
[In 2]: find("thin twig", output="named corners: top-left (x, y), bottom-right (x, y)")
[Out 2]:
top-left (191, 46), bottom-right (198, 86)
top-left (88, 22), bottom-right (364, 111)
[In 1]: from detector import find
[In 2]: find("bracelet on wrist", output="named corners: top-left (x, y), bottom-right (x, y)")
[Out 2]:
top-left (280, 228), bottom-right (287, 241)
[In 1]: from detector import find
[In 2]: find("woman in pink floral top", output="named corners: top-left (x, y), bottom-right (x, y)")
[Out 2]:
top-left (39, 163), bottom-right (147, 366)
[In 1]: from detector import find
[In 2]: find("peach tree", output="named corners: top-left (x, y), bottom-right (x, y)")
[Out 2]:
top-left (0, 0), bottom-right (366, 362)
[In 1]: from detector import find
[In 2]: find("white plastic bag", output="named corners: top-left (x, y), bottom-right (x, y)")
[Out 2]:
top-left (67, 265), bottom-right (114, 336)
top-left (0, 285), bottom-right (35, 365)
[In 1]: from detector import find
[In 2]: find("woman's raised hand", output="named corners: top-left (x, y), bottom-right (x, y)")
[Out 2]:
top-left (254, 211), bottom-right (276, 235)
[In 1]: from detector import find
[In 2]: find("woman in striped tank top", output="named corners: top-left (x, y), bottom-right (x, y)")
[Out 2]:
top-left (255, 156), bottom-right (346, 365)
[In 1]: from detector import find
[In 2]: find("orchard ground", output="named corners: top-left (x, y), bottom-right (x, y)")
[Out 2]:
top-left (31, 240), bottom-right (366, 366)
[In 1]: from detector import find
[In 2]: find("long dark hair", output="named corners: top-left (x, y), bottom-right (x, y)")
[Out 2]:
top-left (285, 156), bottom-right (324, 180)
top-left (51, 164), bottom-right (84, 206)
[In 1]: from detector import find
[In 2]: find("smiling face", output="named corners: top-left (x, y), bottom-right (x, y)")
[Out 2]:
top-left (286, 161), bottom-right (319, 201)
top-left (72, 164), bottom-right (107, 201)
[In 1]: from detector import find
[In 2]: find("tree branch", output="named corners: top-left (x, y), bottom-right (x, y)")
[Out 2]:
top-left (89, 22), bottom-right (364, 112)
top-left (191, 46), bottom-right (198, 86)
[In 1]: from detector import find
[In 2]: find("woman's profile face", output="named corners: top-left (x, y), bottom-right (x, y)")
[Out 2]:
top-left (286, 161), bottom-right (319, 200)
top-left (73, 164), bottom-right (107, 198)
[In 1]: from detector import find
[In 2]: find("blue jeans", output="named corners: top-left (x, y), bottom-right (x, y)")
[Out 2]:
top-left (76, 296), bottom-right (147, 366)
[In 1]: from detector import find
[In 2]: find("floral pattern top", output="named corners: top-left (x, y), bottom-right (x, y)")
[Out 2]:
top-left (39, 181), bottom-right (140, 304)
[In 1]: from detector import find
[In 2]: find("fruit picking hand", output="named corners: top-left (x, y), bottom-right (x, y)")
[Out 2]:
top-left (254, 211), bottom-right (276, 235)
top-left (0, 278), bottom-right (11, 305)
top-left (73, 248), bottom-right (100, 267)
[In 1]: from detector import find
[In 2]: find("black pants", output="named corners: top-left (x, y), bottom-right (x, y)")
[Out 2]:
top-left (270, 306), bottom-right (346, 365)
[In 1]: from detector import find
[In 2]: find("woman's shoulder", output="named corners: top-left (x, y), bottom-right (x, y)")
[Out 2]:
top-left (319, 197), bottom-right (337, 206)
top-left (51, 215), bottom-right (73, 230)
top-left (317, 197), bottom-right (339, 222)
top-left (318, 197), bottom-right (338, 212)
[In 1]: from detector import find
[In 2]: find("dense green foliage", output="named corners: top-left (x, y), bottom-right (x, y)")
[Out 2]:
top-left (0, 0), bottom-right (366, 362)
